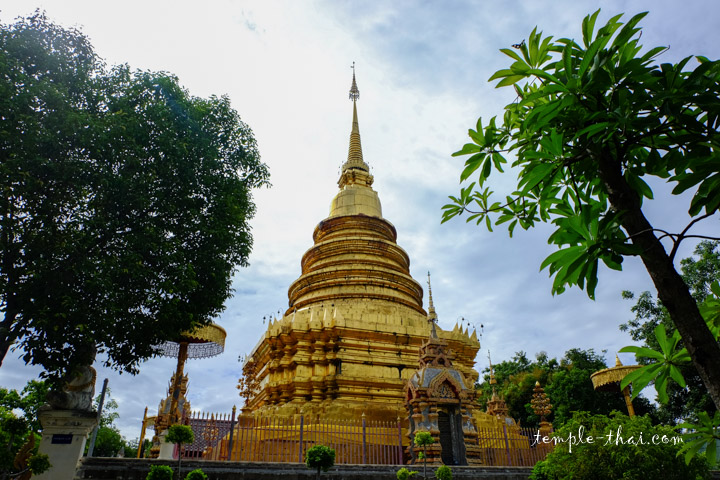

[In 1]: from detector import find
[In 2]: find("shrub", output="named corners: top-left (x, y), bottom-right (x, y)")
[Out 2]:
top-left (184, 469), bottom-right (208, 480)
top-left (435, 465), bottom-right (452, 480)
top-left (27, 453), bottom-right (51, 475)
top-left (166, 425), bottom-right (194, 480)
top-left (396, 467), bottom-right (418, 480)
top-left (529, 411), bottom-right (709, 480)
top-left (305, 445), bottom-right (336, 479)
top-left (146, 465), bottom-right (174, 480)
top-left (414, 431), bottom-right (434, 479)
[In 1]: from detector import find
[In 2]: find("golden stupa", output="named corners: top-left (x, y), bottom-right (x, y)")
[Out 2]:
top-left (239, 70), bottom-right (482, 424)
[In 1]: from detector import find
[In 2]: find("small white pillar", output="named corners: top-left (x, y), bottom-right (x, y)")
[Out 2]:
top-left (157, 430), bottom-right (176, 460)
top-left (35, 408), bottom-right (97, 480)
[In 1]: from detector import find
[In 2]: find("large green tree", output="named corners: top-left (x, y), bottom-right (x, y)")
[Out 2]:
top-left (620, 241), bottom-right (719, 424)
top-left (0, 13), bottom-right (269, 384)
top-left (530, 412), bottom-right (709, 480)
top-left (0, 380), bottom-right (48, 474)
top-left (477, 349), bottom-right (654, 428)
top-left (443, 11), bottom-right (720, 409)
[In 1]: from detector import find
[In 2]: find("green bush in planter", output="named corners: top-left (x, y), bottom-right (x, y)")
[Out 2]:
top-left (184, 468), bottom-right (208, 480)
top-left (146, 465), bottom-right (174, 480)
top-left (305, 444), bottom-right (336, 480)
top-left (435, 464), bottom-right (452, 480)
top-left (396, 466), bottom-right (418, 479)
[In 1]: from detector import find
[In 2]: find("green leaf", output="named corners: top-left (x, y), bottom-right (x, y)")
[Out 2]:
top-left (625, 172), bottom-right (654, 200)
top-left (460, 153), bottom-right (486, 182)
top-left (453, 143), bottom-right (482, 157)
top-left (495, 74), bottom-right (527, 88)
top-left (520, 163), bottom-right (555, 193)
top-left (618, 345), bottom-right (664, 361)
top-left (576, 122), bottom-right (610, 139)
top-left (654, 324), bottom-right (670, 356)
top-left (612, 12), bottom-right (648, 49)
top-left (581, 10), bottom-right (601, 48)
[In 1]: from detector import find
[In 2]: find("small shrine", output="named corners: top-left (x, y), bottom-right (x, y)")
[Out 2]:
top-left (147, 322), bottom-right (227, 458)
top-left (485, 352), bottom-right (510, 419)
top-left (404, 275), bottom-right (483, 466)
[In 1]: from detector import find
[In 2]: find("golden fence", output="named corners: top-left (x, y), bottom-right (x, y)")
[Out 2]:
top-left (182, 411), bottom-right (402, 464)
top-left (476, 424), bottom-right (554, 467)
top-left (176, 410), bottom-right (552, 466)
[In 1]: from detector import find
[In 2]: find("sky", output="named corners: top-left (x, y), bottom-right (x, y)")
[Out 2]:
top-left (1, 0), bottom-right (719, 441)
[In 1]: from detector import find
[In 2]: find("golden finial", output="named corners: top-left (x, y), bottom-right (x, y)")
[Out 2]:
top-left (531, 380), bottom-right (552, 420)
top-left (339, 62), bottom-right (370, 182)
top-left (427, 272), bottom-right (438, 338)
top-left (349, 61), bottom-right (359, 101)
top-left (615, 354), bottom-right (623, 367)
top-left (488, 350), bottom-right (497, 385)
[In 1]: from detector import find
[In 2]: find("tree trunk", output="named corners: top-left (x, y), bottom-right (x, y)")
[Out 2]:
top-left (598, 154), bottom-right (720, 410)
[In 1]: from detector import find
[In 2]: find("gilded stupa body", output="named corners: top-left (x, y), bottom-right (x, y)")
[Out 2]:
top-left (240, 71), bottom-right (480, 422)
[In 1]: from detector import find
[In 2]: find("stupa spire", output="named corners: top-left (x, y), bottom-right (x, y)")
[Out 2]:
top-left (488, 350), bottom-right (497, 386)
top-left (427, 272), bottom-right (438, 338)
top-left (340, 63), bottom-right (370, 183)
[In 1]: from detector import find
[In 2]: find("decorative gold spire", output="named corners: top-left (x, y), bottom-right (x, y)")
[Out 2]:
top-left (340, 63), bottom-right (370, 186)
top-left (488, 350), bottom-right (496, 385)
top-left (531, 380), bottom-right (552, 421)
top-left (486, 350), bottom-right (509, 417)
top-left (427, 272), bottom-right (438, 338)
top-left (349, 62), bottom-right (360, 101)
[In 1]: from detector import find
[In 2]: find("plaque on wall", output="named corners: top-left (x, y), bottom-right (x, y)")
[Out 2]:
top-left (51, 434), bottom-right (73, 444)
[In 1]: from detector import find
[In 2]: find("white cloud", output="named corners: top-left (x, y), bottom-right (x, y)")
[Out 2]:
top-left (1, 0), bottom-right (719, 439)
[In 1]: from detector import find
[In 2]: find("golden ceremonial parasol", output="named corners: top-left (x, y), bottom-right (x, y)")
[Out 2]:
top-left (590, 355), bottom-right (641, 417)
top-left (156, 322), bottom-right (227, 424)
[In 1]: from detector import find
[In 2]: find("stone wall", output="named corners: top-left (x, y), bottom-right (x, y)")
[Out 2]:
top-left (75, 457), bottom-right (533, 480)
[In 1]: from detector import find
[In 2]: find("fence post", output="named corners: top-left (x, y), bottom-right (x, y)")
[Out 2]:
top-left (298, 415), bottom-right (304, 463)
top-left (362, 412), bottom-right (367, 465)
top-left (503, 423), bottom-right (511, 466)
top-left (226, 405), bottom-right (237, 461)
top-left (396, 417), bottom-right (403, 465)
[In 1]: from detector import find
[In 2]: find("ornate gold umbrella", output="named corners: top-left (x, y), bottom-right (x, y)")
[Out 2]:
top-left (156, 323), bottom-right (227, 426)
top-left (590, 355), bottom-right (640, 417)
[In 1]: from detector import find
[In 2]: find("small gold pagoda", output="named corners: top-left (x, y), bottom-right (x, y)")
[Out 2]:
top-left (404, 275), bottom-right (484, 466)
top-left (239, 69), bottom-right (481, 425)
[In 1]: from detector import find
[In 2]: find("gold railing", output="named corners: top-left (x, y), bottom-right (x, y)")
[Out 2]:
top-left (174, 410), bottom-right (552, 466)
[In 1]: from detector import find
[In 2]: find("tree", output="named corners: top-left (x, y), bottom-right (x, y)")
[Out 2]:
top-left (0, 380), bottom-right (49, 479)
top-left (443, 10), bottom-right (720, 410)
top-left (305, 445), bottom-right (335, 480)
top-left (83, 388), bottom-right (139, 457)
top-left (413, 431), bottom-right (433, 479)
top-left (620, 241), bottom-right (719, 424)
top-left (529, 412), bottom-right (709, 480)
top-left (476, 351), bottom-right (554, 427)
top-left (126, 438), bottom-right (152, 459)
top-left (166, 424), bottom-right (194, 480)
top-left (0, 380), bottom-right (47, 432)
top-left (183, 469), bottom-right (208, 480)
top-left (0, 13), bottom-right (269, 384)
top-left (434, 465), bottom-right (452, 480)
top-left (146, 465), bottom-right (174, 480)
top-left (476, 349), bottom-right (654, 428)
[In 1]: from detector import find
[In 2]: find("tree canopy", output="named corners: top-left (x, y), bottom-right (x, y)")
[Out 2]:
top-left (620, 241), bottom-right (719, 424)
top-left (477, 349), bottom-right (654, 428)
top-left (530, 412), bottom-right (709, 480)
top-left (0, 380), bottom-right (48, 475)
top-left (443, 10), bottom-right (720, 410)
top-left (0, 13), bottom-right (269, 384)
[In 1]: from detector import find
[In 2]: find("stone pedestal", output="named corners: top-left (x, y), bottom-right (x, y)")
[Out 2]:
top-left (35, 408), bottom-right (97, 480)
top-left (157, 430), bottom-right (176, 460)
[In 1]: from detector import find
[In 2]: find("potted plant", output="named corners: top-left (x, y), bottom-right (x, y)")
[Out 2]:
top-left (166, 424), bottom-right (194, 480)
top-left (305, 444), bottom-right (336, 480)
